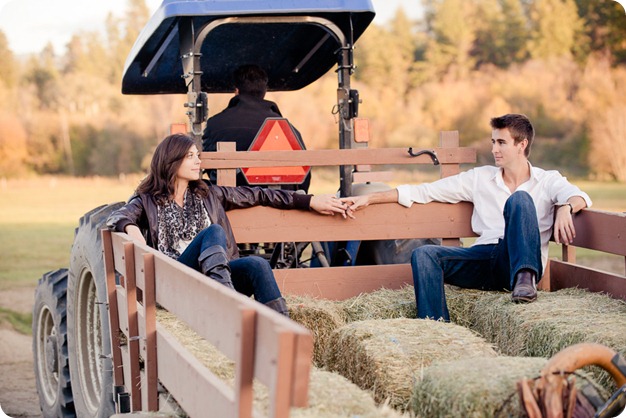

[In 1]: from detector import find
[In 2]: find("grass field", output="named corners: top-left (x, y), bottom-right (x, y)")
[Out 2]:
top-left (0, 173), bottom-right (624, 292)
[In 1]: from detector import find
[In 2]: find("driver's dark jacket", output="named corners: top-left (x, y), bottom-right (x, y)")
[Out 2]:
top-left (106, 184), bottom-right (312, 260)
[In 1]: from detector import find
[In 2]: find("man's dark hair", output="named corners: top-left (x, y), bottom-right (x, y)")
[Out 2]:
top-left (490, 114), bottom-right (535, 157)
top-left (233, 64), bottom-right (268, 99)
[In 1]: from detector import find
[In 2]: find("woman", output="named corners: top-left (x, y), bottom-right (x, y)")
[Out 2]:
top-left (106, 133), bottom-right (348, 316)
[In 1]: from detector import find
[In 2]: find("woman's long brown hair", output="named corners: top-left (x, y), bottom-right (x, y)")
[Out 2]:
top-left (136, 133), bottom-right (209, 204)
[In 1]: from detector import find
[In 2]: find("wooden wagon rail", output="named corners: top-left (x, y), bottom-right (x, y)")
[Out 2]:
top-left (103, 130), bottom-right (625, 417)
top-left (102, 230), bottom-right (313, 418)
top-left (544, 209), bottom-right (626, 301)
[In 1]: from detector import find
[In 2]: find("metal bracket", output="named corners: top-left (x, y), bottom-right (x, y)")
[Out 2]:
top-left (408, 148), bottom-right (440, 165)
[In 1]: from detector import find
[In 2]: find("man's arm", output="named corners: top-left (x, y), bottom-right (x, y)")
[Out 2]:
top-left (553, 196), bottom-right (587, 245)
top-left (341, 189), bottom-right (399, 218)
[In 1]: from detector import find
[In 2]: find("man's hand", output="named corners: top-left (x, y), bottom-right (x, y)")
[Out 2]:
top-left (339, 195), bottom-right (370, 219)
top-left (310, 194), bottom-right (349, 218)
top-left (553, 197), bottom-right (587, 245)
top-left (553, 205), bottom-right (575, 245)
top-left (340, 189), bottom-right (398, 219)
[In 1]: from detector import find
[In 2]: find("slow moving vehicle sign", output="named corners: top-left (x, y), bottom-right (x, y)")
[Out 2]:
top-left (243, 118), bottom-right (311, 185)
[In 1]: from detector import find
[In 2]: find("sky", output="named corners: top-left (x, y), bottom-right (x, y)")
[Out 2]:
top-left (0, 0), bottom-right (423, 56)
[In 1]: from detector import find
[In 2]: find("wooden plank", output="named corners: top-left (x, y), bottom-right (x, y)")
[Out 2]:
top-left (111, 232), bottom-right (131, 278)
top-left (439, 131), bottom-right (461, 178)
top-left (234, 308), bottom-right (256, 418)
top-left (142, 253), bottom-right (158, 411)
top-left (101, 229), bottom-right (125, 387)
top-left (352, 170), bottom-right (394, 184)
top-left (123, 242), bottom-right (142, 411)
top-left (216, 142), bottom-right (237, 187)
top-left (290, 333), bottom-right (313, 407)
top-left (153, 255), bottom-right (251, 361)
top-left (569, 209), bottom-right (626, 256)
top-left (550, 260), bottom-right (626, 301)
top-left (227, 202), bottom-right (476, 244)
top-left (275, 264), bottom-right (414, 300)
top-left (270, 331), bottom-right (295, 418)
top-left (252, 306), bottom-right (310, 388)
top-left (201, 147), bottom-right (476, 169)
top-left (156, 324), bottom-right (236, 418)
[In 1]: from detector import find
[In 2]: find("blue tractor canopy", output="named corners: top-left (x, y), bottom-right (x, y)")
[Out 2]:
top-left (121, 0), bottom-right (375, 95)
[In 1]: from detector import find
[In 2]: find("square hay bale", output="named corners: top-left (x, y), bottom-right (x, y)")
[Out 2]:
top-left (444, 285), bottom-right (500, 329)
top-left (323, 318), bottom-right (498, 411)
top-left (285, 294), bottom-right (347, 366)
top-left (460, 288), bottom-right (626, 391)
top-left (158, 309), bottom-right (404, 417)
top-left (292, 368), bottom-right (408, 418)
top-left (341, 285), bottom-right (416, 322)
top-left (412, 356), bottom-right (547, 418)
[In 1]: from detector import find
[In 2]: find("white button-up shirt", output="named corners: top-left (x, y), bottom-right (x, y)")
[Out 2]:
top-left (396, 163), bottom-right (592, 272)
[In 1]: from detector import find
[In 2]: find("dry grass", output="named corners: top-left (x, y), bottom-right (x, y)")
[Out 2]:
top-left (341, 285), bottom-right (416, 322)
top-left (286, 294), bottom-right (347, 366)
top-left (157, 309), bottom-right (407, 417)
top-left (324, 318), bottom-right (498, 411)
top-left (453, 288), bottom-right (626, 391)
top-left (412, 356), bottom-right (547, 418)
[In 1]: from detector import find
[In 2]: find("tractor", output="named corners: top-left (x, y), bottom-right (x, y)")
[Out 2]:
top-left (31, 0), bottom-right (432, 416)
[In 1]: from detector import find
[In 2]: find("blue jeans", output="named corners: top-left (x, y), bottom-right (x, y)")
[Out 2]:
top-left (177, 224), bottom-right (282, 303)
top-left (411, 191), bottom-right (542, 321)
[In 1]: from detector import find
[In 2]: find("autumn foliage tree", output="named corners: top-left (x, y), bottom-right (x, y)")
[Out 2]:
top-left (1, 0), bottom-right (626, 180)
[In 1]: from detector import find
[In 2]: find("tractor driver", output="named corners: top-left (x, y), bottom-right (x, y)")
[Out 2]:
top-left (202, 64), bottom-right (311, 192)
top-left (340, 114), bottom-right (592, 321)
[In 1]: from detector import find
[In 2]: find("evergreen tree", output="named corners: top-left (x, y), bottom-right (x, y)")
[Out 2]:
top-left (423, 0), bottom-right (477, 79)
top-left (575, 0), bottom-right (626, 64)
top-left (527, 0), bottom-right (583, 59)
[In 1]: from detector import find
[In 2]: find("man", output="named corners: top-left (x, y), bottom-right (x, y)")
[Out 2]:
top-left (202, 64), bottom-right (311, 192)
top-left (342, 114), bottom-right (591, 321)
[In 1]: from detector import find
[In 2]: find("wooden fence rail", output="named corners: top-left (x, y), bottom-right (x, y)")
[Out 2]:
top-left (103, 230), bottom-right (313, 418)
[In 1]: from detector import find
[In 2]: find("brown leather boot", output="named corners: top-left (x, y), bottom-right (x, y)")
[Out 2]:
top-left (265, 297), bottom-right (290, 318)
top-left (511, 270), bottom-right (537, 303)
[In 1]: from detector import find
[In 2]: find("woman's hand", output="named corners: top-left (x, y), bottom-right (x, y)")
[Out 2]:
top-left (310, 194), bottom-right (349, 218)
top-left (125, 224), bottom-right (147, 245)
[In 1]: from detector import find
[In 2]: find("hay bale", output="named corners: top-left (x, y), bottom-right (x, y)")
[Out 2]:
top-left (444, 285), bottom-right (500, 329)
top-left (463, 288), bottom-right (626, 391)
top-left (412, 356), bottom-right (547, 418)
top-left (324, 318), bottom-right (498, 411)
top-left (285, 294), bottom-right (347, 366)
top-left (158, 309), bottom-right (406, 418)
top-left (341, 285), bottom-right (416, 321)
top-left (292, 368), bottom-right (407, 418)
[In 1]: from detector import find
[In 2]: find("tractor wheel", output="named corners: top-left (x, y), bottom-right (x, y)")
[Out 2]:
top-left (67, 202), bottom-right (124, 418)
top-left (32, 268), bottom-right (76, 418)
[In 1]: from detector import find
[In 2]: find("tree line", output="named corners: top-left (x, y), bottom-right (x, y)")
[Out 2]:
top-left (0, 0), bottom-right (625, 180)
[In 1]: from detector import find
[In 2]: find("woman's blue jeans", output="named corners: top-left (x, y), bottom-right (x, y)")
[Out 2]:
top-left (177, 224), bottom-right (282, 304)
top-left (411, 191), bottom-right (542, 321)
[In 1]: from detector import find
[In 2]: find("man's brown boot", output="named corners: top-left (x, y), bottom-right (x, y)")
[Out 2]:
top-left (511, 270), bottom-right (537, 303)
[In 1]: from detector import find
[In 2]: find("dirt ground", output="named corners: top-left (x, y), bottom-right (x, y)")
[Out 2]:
top-left (0, 286), bottom-right (42, 418)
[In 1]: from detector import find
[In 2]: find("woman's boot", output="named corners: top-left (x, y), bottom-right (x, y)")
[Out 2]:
top-left (265, 297), bottom-right (290, 317)
top-left (199, 245), bottom-right (234, 289)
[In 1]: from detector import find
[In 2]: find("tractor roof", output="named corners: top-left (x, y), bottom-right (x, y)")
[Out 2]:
top-left (122, 0), bottom-right (375, 95)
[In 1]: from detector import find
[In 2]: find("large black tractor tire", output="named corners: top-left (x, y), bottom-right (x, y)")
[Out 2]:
top-left (67, 202), bottom-right (124, 418)
top-left (351, 183), bottom-right (441, 265)
top-left (32, 268), bottom-right (76, 418)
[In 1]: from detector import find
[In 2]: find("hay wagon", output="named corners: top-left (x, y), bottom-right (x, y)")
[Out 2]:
top-left (32, 0), bottom-right (626, 417)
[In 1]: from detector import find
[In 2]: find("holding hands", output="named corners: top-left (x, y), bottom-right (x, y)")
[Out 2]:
top-left (310, 194), bottom-right (350, 218)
